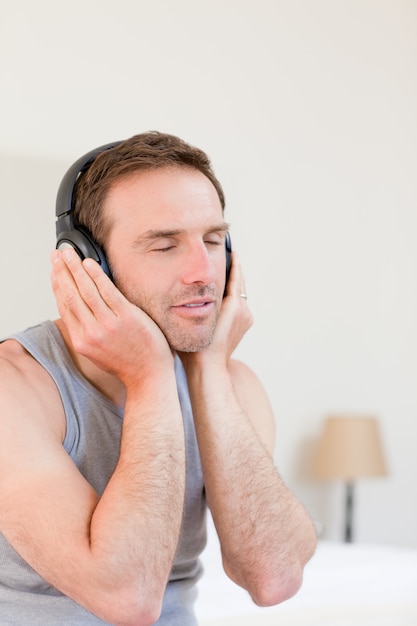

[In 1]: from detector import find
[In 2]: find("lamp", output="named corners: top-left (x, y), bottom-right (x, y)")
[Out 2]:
top-left (312, 415), bottom-right (387, 542)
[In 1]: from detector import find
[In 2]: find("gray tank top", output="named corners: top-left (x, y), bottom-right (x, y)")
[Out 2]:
top-left (0, 321), bottom-right (206, 625)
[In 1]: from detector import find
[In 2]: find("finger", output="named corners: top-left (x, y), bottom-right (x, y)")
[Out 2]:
top-left (82, 257), bottom-right (129, 316)
top-left (227, 252), bottom-right (248, 301)
top-left (51, 250), bottom-right (86, 321)
top-left (51, 249), bottom-right (110, 323)
top-left (50, 259), bottom-right (80, 326)
top-left (224, 251), bottom-right (240, 297)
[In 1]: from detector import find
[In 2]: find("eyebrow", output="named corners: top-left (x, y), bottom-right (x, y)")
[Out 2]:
top-left (132, 222), bottom-right (230, 245)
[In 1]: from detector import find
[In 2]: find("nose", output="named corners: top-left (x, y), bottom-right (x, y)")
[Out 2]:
top-left (181, 241), bottom-right (217, 286)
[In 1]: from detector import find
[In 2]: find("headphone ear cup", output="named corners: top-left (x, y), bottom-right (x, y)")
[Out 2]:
top-left (224, 232), bottom-right (232, 296)
top-left (55, 141), bottom-right (122, 282)
top-left (56, 219), bottom-right (112, 279)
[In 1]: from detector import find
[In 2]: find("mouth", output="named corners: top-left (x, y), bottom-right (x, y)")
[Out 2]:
top-left (171, 298), bottom-right (216, 318)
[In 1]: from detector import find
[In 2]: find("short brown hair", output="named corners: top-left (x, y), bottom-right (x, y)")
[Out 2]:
top-left (73, 131), bottom-right (226, 247)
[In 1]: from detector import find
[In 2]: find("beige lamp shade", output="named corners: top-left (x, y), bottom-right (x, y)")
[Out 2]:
top-left (312, 415), bottom-right (387, 481)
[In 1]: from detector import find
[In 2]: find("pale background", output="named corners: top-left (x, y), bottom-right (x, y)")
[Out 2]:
top-left (1, 1), bottom-right (416, 547)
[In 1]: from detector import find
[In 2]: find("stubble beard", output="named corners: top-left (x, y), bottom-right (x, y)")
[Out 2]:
top-left (116, 279), bottom-right (220, 353)
top-left (151, 297), bottom-right (220, 353)
top-left (163, 318), bottom-right (217, 353)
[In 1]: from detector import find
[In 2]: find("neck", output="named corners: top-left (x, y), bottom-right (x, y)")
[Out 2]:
top-left (54, 319), bottom-right (126, 408)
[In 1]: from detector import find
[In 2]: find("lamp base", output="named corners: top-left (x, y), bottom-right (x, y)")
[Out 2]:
top-left (344, 481), bottom-right (354, 543)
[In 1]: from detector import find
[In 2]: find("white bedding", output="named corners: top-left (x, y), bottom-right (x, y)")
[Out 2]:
top-left (195, 516), bottom-right (417, 626)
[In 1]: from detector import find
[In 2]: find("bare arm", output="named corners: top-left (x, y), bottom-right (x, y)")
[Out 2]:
top-left (179, 253), bottom-right (317, 606)
top-left (0, 249), bottom-right (186, 626)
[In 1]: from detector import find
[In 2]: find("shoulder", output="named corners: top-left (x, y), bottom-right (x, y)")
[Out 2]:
top-left (228, 358), bottom-right (276, 454)
top-left (0, 338), bottom-right (49, 388)
top-left (228, 358), bottom-right (262, 386)
top-left (0, 338), bottom-right (35, 383)
top-left (228, 358), bottom-right (271, 404)
top-left (0, 338), bottom-right (66, 441)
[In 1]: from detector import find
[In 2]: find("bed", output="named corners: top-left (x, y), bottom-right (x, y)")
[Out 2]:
top-left (195, 514), bottom-right (417, 626)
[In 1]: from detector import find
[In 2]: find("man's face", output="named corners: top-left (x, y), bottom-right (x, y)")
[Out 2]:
top-left (103, 166), bottom-right (228, 352)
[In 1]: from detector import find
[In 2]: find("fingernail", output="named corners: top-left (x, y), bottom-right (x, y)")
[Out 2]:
top-left (62, 248), bottom-right (74, 262)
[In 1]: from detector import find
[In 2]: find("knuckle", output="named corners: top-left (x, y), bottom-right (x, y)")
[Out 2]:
top-left (80, 286), bottom-right (97, 304)
top-left (71, 336), bottom-right (85, 354)
top-left (65, 292), bottom-right (77, 308)
top-left (84, 326), bottom-right (104, 347)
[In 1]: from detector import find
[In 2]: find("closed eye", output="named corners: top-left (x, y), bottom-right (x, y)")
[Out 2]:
top-left (204, 232), bottom-right (226, 246)
top-left (150, 237), bottom-right (178, 252)
top-left (205, 240), bottom-right (223, 246)
top-left (153, 244), bottom-right (176, 252)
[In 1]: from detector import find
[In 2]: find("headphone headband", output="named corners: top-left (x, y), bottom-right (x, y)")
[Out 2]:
top-left (55, 141), bottom-right (122, 219)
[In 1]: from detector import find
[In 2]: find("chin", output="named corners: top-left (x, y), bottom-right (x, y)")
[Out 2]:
top-left (167, 331), bottom-right (214, 353)
top-left (159, 314), bottom-right (218, 353)
top-left (175, 344), bottom-right (208, 354)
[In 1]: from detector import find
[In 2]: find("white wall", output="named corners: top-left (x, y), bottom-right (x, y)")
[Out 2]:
top-left (1, 0), bottom-right (416, 547)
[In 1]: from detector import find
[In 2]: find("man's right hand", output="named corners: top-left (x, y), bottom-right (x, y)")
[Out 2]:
top-left (50, 248), bottom-right (174, 386)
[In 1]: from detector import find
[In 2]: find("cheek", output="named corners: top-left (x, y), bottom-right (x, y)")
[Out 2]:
top-left (111, 253), bottom-right (168, 289)
top-left (111, 264), bottom-right (145, 303)
top-left (112, 267), bottom-right (166, 315)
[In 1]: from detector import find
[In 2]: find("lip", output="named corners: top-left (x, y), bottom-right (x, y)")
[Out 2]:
top-left (171, 298), bottom-right (215, 318)
top-left (177, 296), bottom-right (215, 306)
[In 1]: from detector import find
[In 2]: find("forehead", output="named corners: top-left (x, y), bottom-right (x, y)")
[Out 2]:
top-left (104, 166), bottom-right (223, 230)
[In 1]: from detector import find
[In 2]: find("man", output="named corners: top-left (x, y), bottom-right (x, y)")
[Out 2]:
top-left (0, 132), bottom-right (316, 625)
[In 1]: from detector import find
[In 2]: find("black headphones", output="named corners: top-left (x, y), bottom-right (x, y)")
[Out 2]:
top-left (55, 141), bottom-right (232, 287)
top-left (55, 141), bottom-right (122, 279)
